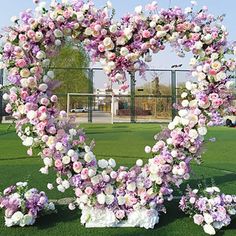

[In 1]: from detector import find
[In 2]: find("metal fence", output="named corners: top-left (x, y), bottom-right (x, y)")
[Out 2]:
top-left (1, 67), bottom-right (235, 123)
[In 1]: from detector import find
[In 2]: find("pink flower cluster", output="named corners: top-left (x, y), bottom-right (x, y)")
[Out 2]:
top-left (179, 185), bottom-right (236, 235)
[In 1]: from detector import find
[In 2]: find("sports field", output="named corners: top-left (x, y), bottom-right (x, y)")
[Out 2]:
top-left (0, 124), bottom-right (235, 236)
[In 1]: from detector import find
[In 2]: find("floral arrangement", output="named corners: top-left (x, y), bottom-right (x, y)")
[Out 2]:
top-left (0, 182), bottom-right (56, 227)
top-left (0, 0), bottom-right (235, 228)
top-left (179, 185), bottom-right (236, 235)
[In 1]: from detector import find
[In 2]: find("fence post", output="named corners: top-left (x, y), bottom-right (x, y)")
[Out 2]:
top-left (130, 71), bottom-right (136, 123)
top-left (0, 69), bottom-right (3, 124)
top-left (171, 70), bottom-right (177, 120)
top-left (88, 68), bottom-right (93, 123)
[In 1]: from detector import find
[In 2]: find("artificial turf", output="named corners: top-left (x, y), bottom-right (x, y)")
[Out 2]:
top-left (0, 123), bottom-right (235, 236)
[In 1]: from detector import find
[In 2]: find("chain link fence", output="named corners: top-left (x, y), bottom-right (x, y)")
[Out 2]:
top-left (1, 68), bottom-right (235, 124)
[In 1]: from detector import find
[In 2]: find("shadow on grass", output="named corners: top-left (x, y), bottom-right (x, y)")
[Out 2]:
top-left (36, 205), bottom-right (80, 230)
top-left (186, 173), bottom-right (236, 189)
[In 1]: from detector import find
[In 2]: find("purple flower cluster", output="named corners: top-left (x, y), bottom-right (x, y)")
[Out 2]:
top-left (0, 182), bottom-right (55, 227)
top-left (179, 185), bottom-right (236, 235)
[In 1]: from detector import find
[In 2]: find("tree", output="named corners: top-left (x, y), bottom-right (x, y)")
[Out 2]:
top-left (50, 44), bottom-right (90, 110)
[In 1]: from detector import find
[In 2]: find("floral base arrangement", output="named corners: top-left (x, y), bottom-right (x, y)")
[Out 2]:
top-left (81, 206), bottom-right (159, 229)
top-left (0, 182), bottom-right (56, 227)
top-left (179, 185), bottom-right (236, 235)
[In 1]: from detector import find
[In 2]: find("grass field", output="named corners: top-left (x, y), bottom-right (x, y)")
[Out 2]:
top-left (0, 123), bottom-right (235, 236)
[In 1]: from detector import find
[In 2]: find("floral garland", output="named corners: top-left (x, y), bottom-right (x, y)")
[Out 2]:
top-left (0, 0), bottom-right (235, 228)
top-left (0, 182), bottom-right (56, 227)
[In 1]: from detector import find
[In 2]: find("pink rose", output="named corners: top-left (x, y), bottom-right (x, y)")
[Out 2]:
top-left (115, 210), bottom-right (125, 220)
top-left (98, 44), bottom-right (105, 52)
top-left (193, 214), bottom-right (204, 225)
top-left (85, 187), bottom-right (94, 196)
top-left (50, 95), bottom-right (58, 103)
top-left (16, 59), bottom-right (27, 68)
top-left (73, 162), bottom-right (82, 173)
top-left (75, 188), bottom-right (82, 197)
top-left (20, 90), bottom-right (28, 100)
top-left (19, 34), bottom-right (27, 42)
top-left (142, 30), bottom-right (151, 39)
top-left (81, 168), bottom-right (88, 179)
top-left (55, 159), bottom-right (63, 169)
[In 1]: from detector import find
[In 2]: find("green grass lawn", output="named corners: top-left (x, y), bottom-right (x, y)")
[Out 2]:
top-left (0, 123), bottom-right (235, 236)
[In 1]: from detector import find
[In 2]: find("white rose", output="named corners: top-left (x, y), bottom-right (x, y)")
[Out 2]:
top-left (62, 156), bottom-right (71, 165)
top-left (3, 93), bottom-right (9, 100)
top-left (203, 224), bottom-right (216, 235)
top-left (117, 196), bottom-right (125, 205)
top-left (194, 41), bottom-right (203, 50)
top-left (76, 12), bottom-right (84, 21)
top-left (186, 81), bottom-right (193, 90)
top-left (109, 24), bottom-right (117, 33)
top-left (23, 137), bottom-right (34, 147)
top-left (69, 129), bottom-right (77, 136)
top-left (47, 183), bottom-right (54, 190)
top-left (19, 214), bottom-right (34, 227)
top-left (98, 159), bottom-right (108, 169)
top-left (145, 146), bottom-right (151, 153)
top-left (62, 180), bottom-right (70, 189)
top-left (55, 142), bottom-right (63, 151)
top-left (105, 195), bottom-right (115, 205)
top-left (54, 29), bottom-right (63, 38)
top-left (97, 193), bottom-right (106, 205)
top-left (181, 92), bottom-right (188, 98)
top-left (67, 149), bottom-right (75, 157)
top-left (84, 146), bottom-right (90, 153)
top-left (43, 157), bottom-right (53, 167)
top-left (91, 176), bottom-right (100, 185)
top-left (178, 109), bottom-right (188, 117)
top-left (27, 110), bottom-right (37, 120)
top-left (136, 159), bottom-right (143, 167)
top-left (57, 184), bottom-right (65, 193)
top-left (168, 122), bottom-right (175, 130)
top-left (84, 152), bottom-right (94, 163)
top-left (127, 182), bottom-right (136, 192)
top-left (135, 5), bottom-right (143, 14)
top-left (215, 71), bottom-right (226, 81)
top-left (189, 129), bottom-right (198, 139)
top-left (39, 166), bottom-right (48, 174)
top-left (36, 51), bottom-right (46, 60)
top-left (225, 80), bottom-right (235, 89)
top-left (198, 127), bottom-right (207, 136)
top-left (203, 213), bottom-right (214, 224)
top-left (108, 158), bottom-right (116, 168)
top-left (120, 47), bottom-right (129, 56)
top-left (47, 71), bottom-right (55, 79)
top-left (11, 211), bottom-right (24, 224)
top-left (171, 150), bottom-right (178, 157)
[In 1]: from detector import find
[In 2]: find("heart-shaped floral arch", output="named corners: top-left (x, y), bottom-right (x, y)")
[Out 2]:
top-left (0, 0), bottom-right (235, 229)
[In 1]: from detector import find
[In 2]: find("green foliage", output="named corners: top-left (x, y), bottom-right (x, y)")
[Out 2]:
top-left (50, 45), bottom-right (90, 110)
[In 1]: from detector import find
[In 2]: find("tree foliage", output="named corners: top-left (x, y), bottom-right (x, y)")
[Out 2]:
top-left (50, 45), bottom-right (90, 110)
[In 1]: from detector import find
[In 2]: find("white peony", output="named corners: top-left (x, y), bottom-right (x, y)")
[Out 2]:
top-left (62, 155), bottom-right (70, 165)
top-left (105, 195), bottom-right (115, 205)
top-left (136, 159), bottom-right (143, 167)
top-left (117, 196), bottom-right (125, 205)
top-left (127, 182), bottom-right (136, 192)
top-left (198, 127), bottom-right (207, 136)
top-left (97, 193), bottom-right (106, 205)
top-left (98, 159), bottom-right (108, 169)
top-left (203, 224), bottom-right (216, 235)
top-left (19, 214), bottom-right (34, 227)
top-left (189, 129), bottom-right (198, 139)
top-left (43, 157), bottom-right (53, 167)
top-left (203, 213), bottom-right (214, 224)
top-left (11, 211), bottom-right (24, 224)
top-left (23, 137), bottom-right (34, 147)
top-left (135, 5), bottom-right (143, 14)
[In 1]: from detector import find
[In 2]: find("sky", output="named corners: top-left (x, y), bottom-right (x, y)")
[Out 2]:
top-left (0, 0), bottom-right (236, 88)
